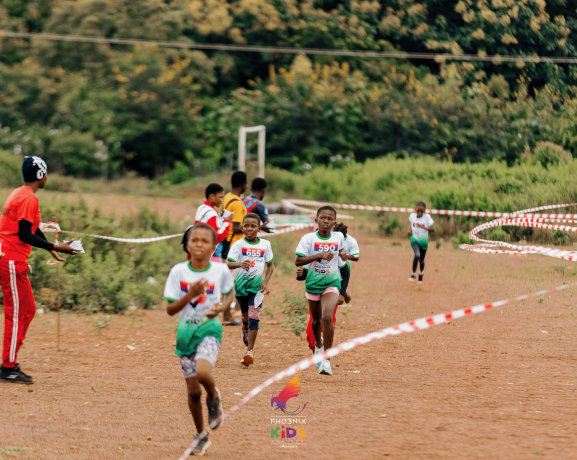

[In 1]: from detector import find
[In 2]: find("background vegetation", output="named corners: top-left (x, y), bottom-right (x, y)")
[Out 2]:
top-left (1, 0), bottom-right (577, 178)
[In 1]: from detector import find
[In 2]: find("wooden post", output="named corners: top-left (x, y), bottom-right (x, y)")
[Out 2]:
top-left (55, 209), bottom-right (61, 352)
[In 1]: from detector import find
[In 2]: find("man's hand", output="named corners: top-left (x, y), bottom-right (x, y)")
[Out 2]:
top-left (260, 282), bottom-right (270, 295)
top-left (50, 250), bottom-right (66, 262)
top-left (184, 279), bottom-right (207, 301)
top-left (241, 260), bottom-right (252, 270)
top-left (205, 303), bottom-right (223, 319)
top-left (318, 251), bottom-right (334, 261)
top-left (54, 239), bottom-right (81, 255)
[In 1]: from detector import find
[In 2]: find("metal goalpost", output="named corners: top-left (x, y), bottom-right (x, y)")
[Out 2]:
top-left (238, 125), bottom-right (266, 178)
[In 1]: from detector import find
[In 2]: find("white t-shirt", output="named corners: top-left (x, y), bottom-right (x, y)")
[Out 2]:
top-left (295, 231), bottom-right (345, 294)
top-left (338, 234), bottom-right (360, 266)
top-left (164, 261), bottom-right (234, 322)
top-left (227, 237), bottom-right (274, 296)
top-left (409, 213), bottom-right (434, 250)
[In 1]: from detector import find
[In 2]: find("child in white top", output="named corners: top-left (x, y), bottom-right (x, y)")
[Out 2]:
top-left (408, 201), bottom-right (435, 285)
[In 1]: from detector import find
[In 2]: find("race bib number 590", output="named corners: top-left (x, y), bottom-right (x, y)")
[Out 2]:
top-left (314, 242), bottom-right (337, 252)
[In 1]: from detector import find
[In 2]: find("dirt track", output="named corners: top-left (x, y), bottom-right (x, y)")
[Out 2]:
top-left (1, 233), bottom-right (577, 459)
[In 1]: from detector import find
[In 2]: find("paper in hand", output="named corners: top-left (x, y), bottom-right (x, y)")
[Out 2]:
top-left (64, 238), bottom-right (85, 253)
top-left (255, 290), bottom-right (264, 306)
top-left (267, 220), bottom-right (277, 233)
top-left (222, 209), bottom-right (234, 219)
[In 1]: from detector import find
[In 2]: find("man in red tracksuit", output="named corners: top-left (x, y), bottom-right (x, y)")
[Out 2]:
top-left (0, 156), bottom-right (78, 384)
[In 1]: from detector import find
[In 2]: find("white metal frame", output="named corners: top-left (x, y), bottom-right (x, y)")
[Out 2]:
top-left (238, 125), bottom-right (266, 178)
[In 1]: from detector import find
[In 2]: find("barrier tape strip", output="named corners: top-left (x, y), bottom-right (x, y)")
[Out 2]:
top-left (39, 222), bottom-right (314, 243)
top-left (285, 199), bottom-right (577, 219)
top-left (178, 280), bottom-right (577, 459)
top-left (460, 216), bottom-right (577, 261)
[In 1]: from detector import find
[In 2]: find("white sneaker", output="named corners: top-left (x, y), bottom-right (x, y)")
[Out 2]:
top-left (314, 345), bottom-right (324, 368)
top-left (319, 360), bottom-right (332, 375)
top-left (408, 274), bottom-right (417, 282)
top-left (241, 350), bottom-right (254, 367)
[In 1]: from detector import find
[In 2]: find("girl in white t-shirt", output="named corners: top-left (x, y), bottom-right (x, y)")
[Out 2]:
top-left (408, 201), bottom-right (435, 285)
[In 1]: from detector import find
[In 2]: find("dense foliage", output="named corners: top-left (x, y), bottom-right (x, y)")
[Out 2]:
top-left (0, 196), bottom-right (183, 313)
top-left (1, 0), bottom-right (577, 177)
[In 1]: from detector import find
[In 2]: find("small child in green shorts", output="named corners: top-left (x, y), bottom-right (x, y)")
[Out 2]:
top-left (226, 213), bottom-right (274, 367)
top-left (164, 224), bottom-right (235, 455)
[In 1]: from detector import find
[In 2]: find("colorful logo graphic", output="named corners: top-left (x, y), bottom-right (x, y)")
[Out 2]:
top-left (314, 242), bottom-right (337, 252)
top-left (242, 247), bottom-right (265, 258)
top-left (180, 282), bottom-right (215, 306)
top-left (271, 374), bottom-right (306, 415)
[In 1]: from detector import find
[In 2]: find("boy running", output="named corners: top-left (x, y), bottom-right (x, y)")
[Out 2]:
top-left (164, 224), bottom-right (235, 455)
top-left (408, 201), bottom-right (434, 285)
top-left (295, 206), bottom-right (347, 376)
top-left (226, 213), bottom-right (274, 367)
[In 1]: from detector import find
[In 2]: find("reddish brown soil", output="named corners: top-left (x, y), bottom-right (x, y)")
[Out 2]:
top-left (1, 234), bottom-right (577, 459)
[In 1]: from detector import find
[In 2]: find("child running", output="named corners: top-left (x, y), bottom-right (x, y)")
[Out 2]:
top-left (164, 224), bottom-right (235, 456)
top-left (226, 213), bottom-right (274, 367)
top-left (295, 206), bottom-right (347, 376)
top-left (333, 222), bottom-right (360, 304)
top-left (301, 221), bottom-right (360, 352)
top-left (408, 201), bottom-right (434, 285)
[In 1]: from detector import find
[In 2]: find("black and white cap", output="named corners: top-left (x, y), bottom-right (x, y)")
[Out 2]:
top-left (22, 156), bottom-right (48, 182)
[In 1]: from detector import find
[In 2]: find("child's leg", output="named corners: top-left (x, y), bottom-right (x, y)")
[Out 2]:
top-left (411, 242), bottom-right (421, 273)
top-left (193, 337), bottom-right (221, 402)
top-left (419, 248), bottom-right (427, 272)
top-left (339, 264), bottom-right (351, 304)
top-left (320, 293), bottom-right (339, 355)
top-left (195, 360), bottom-right (217, 402)
top-left (308, 299), bottom-right (323, 348)
top-left (247, 293), bottom-right (261, 351)
top-left (236, 296), bottom-right (249, 345)
top-left (185, 376), bottom-right (205, 433)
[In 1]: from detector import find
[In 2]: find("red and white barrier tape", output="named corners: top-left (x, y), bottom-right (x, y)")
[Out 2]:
top-left (285, 199), bottom-right (577, 219)
top-left (178, 280), bottom-right (577, 459)
top-left (460, 215), bottom-right (577, 260)
top-left (282, 199), bottom-right (355, 220)
top-left (39, 222), bottom-right (314, 243)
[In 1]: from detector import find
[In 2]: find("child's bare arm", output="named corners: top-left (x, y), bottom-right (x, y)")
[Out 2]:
top-left (205, 290), bottom-right (236, 319)
top-left (226, 259), bottom-right (251, 270)
top-left (261, 261), bottom-right (274, 294)
top-left (166, 280), bottom-right (207, 316)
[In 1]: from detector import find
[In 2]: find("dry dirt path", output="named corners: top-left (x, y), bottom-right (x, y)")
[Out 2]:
top-left (1, 234), bottom-right (577, 459)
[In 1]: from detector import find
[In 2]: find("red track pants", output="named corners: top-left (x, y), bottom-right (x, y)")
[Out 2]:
top-left (0, 258), bottom-right (36, 368)
top-left (305, 306), bottom-right (338, 351)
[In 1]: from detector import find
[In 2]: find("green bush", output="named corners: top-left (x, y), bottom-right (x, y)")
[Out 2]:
top-left (0, 150), bottom-right (22, 188)
top-left (280, 290), bottom-right (309, 338)
top-left (1, 202), bottom-right (184, 314)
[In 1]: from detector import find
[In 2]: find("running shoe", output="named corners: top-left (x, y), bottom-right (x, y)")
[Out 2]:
top-left (314, 345), bottom-right (324, 368)
top-left (242, 324), bottom-right (249, 346)
top-left (319, 360), bottom-right (332, 376)
top-left (418, 274), bottom-right (424, 285)
top-left (192, 434), bottom-right (211, 456)
top-left (241, 351), bottom-right (254, 367)
top-left (408, 274), bottom-right (417, 282)
top-left (226, 318), bottom-right (241, 326)
top-left (0, 365), bottom-right (33, 385)
top-left (207, 388), bottom-right (224, 430)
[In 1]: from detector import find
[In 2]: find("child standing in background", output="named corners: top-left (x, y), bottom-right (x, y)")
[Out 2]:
top-left (227, 213), bottom-right (274, 367)
top-left (194, 183), bottom-right (230, 262)
top-left (408, 201), bottom-right (434, 285)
